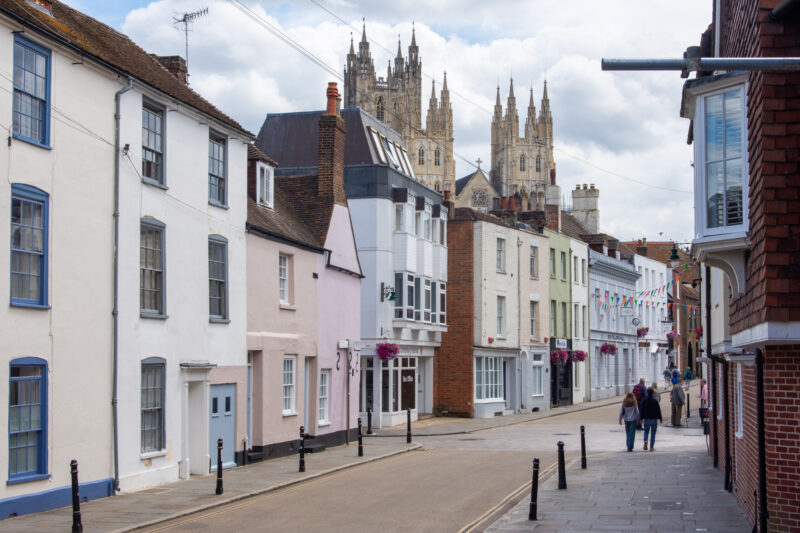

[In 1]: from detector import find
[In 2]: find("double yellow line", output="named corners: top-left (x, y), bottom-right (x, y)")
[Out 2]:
top-left (457, 460), bottom-right (559, 533)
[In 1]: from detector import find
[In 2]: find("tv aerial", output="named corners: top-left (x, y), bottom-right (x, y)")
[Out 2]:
top-left (173, 7), bottom-right (209, 80)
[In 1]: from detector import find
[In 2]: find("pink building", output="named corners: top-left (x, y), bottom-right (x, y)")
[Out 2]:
top-left (246, 85), bottom-right (362, 460)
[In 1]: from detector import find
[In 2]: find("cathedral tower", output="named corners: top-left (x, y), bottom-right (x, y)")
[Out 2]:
top-left (343, 23), bottom-right (455, 194)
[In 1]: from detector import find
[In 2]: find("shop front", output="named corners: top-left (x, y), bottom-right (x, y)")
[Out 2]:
top-left (550, 337), bottom-right (573, 407)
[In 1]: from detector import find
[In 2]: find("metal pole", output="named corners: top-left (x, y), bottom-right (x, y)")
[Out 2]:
top-left (358, 418), bottom-right (364, 457)
top-left (406, 407), bottom-right (412, 444)
top-left (299, 426), bottom-right (306, 473)
top-left (557, 441), bottom-right (567, 490)
top-left (601, 57), bottom-right (800, 72)
top-left (580, 425), bottom-right (587, 469)
top-left (528, 458), bottom-right (540, 521)
top-left (367, 407), bottom-right (373, 435)
top-left (687, 385), bottom-right (691, 420)
top-left (70, 460), bottom-right (83, 533)
top-left (215, 439), bottom-right (223, 495)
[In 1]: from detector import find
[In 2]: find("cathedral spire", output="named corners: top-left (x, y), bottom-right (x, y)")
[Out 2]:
top-left (359, 18), bottom-right (370, 58)
top-left (529, 87), bottom-right (534, 108)
top-left (494, 85), bottom-right (502, 119)
top-left (542, 79), bottom-right (549, 101)
top-left (349, 34), bottom-right (354, 55)
top-left (361, 18), bottom-right (367, 44)
top-left (396, 35), bottom-right (402, 58)
top-left (442, 70), bottom-right (448, 91)
top-left (431, 79), bottom-right (436, 100)
top-left (540, 79), bottom-right (551, 116)
top-left (411, 22), bottom-right (417, 47)
top-left (508, 77), bottom-right (515, 99)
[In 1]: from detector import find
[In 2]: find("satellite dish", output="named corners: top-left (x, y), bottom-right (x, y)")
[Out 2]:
top-left (632, 317), bottom-right (641, 326)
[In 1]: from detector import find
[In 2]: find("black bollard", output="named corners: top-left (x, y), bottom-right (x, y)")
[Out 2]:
top-left (580, 425), bottom-right (587, 469)
top-left (70, 460), bottom-right (83, 533)
top-left (557, 441), bottom-right (567, 490)
top-left (406, 407), bottom-right (412, 444)
top-left (299, 426), bottom-right (306, 473)
top-left (686, 388), bottom-right (691, 419)
top-left (528, 457), bottom-right (540, 521)
top-left (215, 438), bottom-right (223, 495)
top-left (367, 408), bottom-right (373, 435)
top-left (358, 418), bottom-right (364, 457)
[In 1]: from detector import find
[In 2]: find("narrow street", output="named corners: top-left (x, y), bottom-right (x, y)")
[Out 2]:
top-left (142, 391), bottom-right (705, 532)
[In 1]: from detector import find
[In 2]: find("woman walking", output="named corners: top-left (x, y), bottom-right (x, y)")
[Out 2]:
top-left (641, 388), bottom-right (663, 451)
top-left (651, 382), bottom-right (661, 403)
top-left (619, 393), bottom-right (640, 452)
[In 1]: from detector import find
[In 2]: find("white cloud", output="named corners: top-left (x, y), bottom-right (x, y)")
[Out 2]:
top-left (112, 0), bottom-right (710, 243)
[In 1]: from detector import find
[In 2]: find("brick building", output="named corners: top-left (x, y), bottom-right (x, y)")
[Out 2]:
top-left (679, 1), bottom-right (800, 531)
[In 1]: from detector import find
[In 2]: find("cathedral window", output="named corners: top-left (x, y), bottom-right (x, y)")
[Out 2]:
top-left (418, 147), bottom-right (424, 165)
top-left (376, 98), bottom-right (385, 122)
top-left (520, 155), bottom-right (526, 172)
top-left (434, 182), bottom-right (440, 192)
top-left (434, 149), bottom-right (440, 166)
top-left (536, 156), bottom-right (542, 173)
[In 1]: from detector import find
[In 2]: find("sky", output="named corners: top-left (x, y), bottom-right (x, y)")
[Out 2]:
top-left (73, 0), bottom-right (712, 243)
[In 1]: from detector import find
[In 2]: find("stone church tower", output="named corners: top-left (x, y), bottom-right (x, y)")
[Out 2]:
top-left (344, 23), bottom-right (455, 194)
top-left (490, 79), bottom-right (556, 209)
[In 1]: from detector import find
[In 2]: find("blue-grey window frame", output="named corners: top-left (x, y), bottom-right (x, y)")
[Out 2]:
top-left (8, 357), bottom-right (48, 484)
top-left (140, 357), bottom-right (165, 453)
top-left (140, 218), bottom-right (167, 319)
top-left (12, 36), bottom-right (51, 148)
top-left (208, 234), bottom-right (229, 323)
top-left (10, 184), bottom-right (49, 308)
top-left (208, 131), bottom-right (228, 208)
top-left (141, 97), bottom-right (167, 188)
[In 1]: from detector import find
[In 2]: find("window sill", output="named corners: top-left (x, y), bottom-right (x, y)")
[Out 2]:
top-left (475, 398), bottom-right (504, 404)
top-left (140, 450), bottom-right (167, 461)
top-left (7, 473), bottom-right (50, 485)
top-left (142, 178), bottom-right (168, 190)
top-left (209, 317), bottom-right (230, 324)
top-left (10, 301), bottom-right (50, 310)
top-left (257, 202), bottom-right (274, 210)
top-left (318, 422), bottom-right (330, 427)
top-left (141, 312), bottom-right (168, 320)
top-left (497, 270), bottom-right (506, 275)
top-left (280, 303), bottom-right (296, 311)
top-left (531, 394), bottom-right (544, 398)
top-left (282, 411), bottom-right (297, 417)
top-left (209, 201), bottom-right (229, 210)
top-left (12, 133), bottom-right (51, 150)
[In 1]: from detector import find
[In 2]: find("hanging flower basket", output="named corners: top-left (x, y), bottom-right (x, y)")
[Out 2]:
top-left (600, 343), bottom-right (618, 355)
top-left (695, 325), bottom-right (703, 337)
top-left (666, 330), bottom-right (679, 340)
top-left (550, 349), bottom-right (569, 364)
top-left (569, 350), bottom-right (587, 362)
top-left (636, 327), bottom-right (649, 338)
top-left (376, 342), bottom-right (399, 362)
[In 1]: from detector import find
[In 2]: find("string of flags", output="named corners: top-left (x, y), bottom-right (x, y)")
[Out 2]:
top-left (592, 277), bottom-right (700, 315)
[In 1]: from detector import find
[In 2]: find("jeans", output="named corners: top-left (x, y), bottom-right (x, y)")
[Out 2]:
top-left (625, 420), bottom-right (637, 451)
top-left (643, 419), bottom-right (658, 447)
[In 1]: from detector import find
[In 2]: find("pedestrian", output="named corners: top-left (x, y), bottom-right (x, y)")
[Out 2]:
top-left (663, 366), bottom-right (672, 389)
top-left (619, 392), bottom-right (640, 452)
top-left (641, 388), bottom-right (663, 451)
top-left (699, 379), bottom-right (709, 419)
top-left (650, 382), bottom-right (661, 403)
top-left (632, 378), bottom-right (647, 429)
top-left (670, 378), bottom-right (686, 426)
top-left (684, 367), bottom-right (694, 384)
top-left (671, 368), bottom-right (680, 385)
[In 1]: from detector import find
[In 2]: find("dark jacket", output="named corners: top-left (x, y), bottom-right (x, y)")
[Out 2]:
top-left (640, 397), bottom-right (662, 421)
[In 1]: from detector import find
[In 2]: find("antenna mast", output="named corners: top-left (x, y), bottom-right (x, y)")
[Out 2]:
top-left (173, 7), bottom-right (208, 79)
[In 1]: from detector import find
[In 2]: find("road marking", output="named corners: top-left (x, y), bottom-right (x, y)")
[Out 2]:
top-left (457, 461), bottom-right (559, 533)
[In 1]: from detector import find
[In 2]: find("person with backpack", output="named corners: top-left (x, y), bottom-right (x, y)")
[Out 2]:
top-left (684, 367), bottom-right (694, 384)
top-left (619, 393), bottom-right (640, 452)
top-left (632, 378), bottom-right (647, 429)
top-left (641, 388), bottom-right (663, 451)
top-left (670, 378), bottom-right (686, 426)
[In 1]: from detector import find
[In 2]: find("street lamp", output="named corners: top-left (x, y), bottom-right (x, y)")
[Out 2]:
top-left (669, 244), bottom-right (681, 269)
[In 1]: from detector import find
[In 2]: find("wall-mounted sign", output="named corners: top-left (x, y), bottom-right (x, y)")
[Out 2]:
top-left (555, 338), bottom-right (567, 349)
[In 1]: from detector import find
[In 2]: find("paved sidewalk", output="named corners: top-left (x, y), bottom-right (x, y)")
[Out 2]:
top-left (486, 425), bottom-right (749, 532)
top-left (375, 382), bottom-right (701, 437)
top-left (3, 439), bottom-right (420, 533)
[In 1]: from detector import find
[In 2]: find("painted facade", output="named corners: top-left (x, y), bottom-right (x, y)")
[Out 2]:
top-left (543, 228), bottom-right (574, 407)
top-left (567, 236), bottom-right (589, 404)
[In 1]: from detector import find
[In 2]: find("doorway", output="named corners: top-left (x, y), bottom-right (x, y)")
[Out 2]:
top-left (209, 384), bottom-right (236, 470)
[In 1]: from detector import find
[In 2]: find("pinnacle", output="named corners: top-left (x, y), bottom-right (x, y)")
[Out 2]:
top-left (508, 77), bottom-right (515, 99)
top-left (442, 71), bottom-right (448, 91)
top-left (411, 22), bottom-right (417, 47)
top-left (361, 18), bottom-right (367, 44)
top-left (495, 85), bottom-right (501, 106)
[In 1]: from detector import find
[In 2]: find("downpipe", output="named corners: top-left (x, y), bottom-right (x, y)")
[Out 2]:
top-left (755, 348), bottom-right (768, 532)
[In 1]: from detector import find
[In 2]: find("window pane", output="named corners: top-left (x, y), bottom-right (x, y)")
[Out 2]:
top-left (705, 93), bottom-right (724, 162)
top-left (725, 158), bottom-right (743, 226)
top-left (724, 90), bottom-right (742, 158)
top-left (706, 162), bottom-right (725, 229)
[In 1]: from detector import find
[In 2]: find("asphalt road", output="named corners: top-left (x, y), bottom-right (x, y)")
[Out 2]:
top-left (144, 388), bottom-right (698, 533)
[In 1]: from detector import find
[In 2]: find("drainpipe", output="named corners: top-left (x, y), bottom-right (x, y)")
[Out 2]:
top-left (755, 348), bottom-right (768, 532)
top-left (706, 266), bottom-right (718, 468)
top-left (113, 77), bottom-right (133, 492)
top-left (723, 358), bottom-right (732, 492)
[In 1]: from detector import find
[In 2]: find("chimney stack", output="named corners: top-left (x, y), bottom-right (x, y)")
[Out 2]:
top-left (571, 183), bottom-right (600, 234)
top-left (636, 237), bottom-right (648, 257)
top-left (153, 55), bottom-right (188, 84)
top-left (319, 82), bottom-right (347, 205)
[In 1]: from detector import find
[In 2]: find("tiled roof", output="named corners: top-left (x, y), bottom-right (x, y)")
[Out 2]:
top-left (451, 207), bottom-right (512, 227)
top-left (0, 0), bottom-right (249, 135)
top-left (632, 241), bottom-right (700, 284)
top-left (246, 191), bottom-right (321, 252)
top-left (274, 174), bottom-right (333, 247)
top-left (247, 144), bottom-right (278, 167)
top-left (560, 211), bottom-right (590, 241)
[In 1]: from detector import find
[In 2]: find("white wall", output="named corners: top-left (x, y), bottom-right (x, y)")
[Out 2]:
top-left (632, 254), bottom-right (669, 388)
top-left (569, 237), bottom-right (589, 404)
top-left (116, 86), bottom-right (248, 491)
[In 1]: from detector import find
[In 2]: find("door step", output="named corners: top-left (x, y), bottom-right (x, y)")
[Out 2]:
top-left (302, 442), bottom-right (326, 454)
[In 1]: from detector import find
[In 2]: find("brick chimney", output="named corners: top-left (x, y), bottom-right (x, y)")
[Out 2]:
top-left (545, 204), bottom-right (560, 232)
top-left (153, 55), bottom-right (188, 84)
top-left (636, 238), bottom-right (648, 257)
top-left (318, 82), bottom-right (347, 206)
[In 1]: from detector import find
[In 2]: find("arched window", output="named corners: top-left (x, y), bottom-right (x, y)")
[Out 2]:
top-left (434, 149), bottom-right (440, 166)
top-left (520, 154), bottom-right (526, 172)
top-left (418, 147), bottom-right (424, 165)
top-left (434, 182), bottom-right (440, 192)
top-left (376, 97), bottom-right (384, 122)
top-left (536, 156), bottom-right (542, 173)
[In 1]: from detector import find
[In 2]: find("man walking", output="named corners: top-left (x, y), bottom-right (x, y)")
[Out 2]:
top-left (670, 378), bottom-right (685, 427)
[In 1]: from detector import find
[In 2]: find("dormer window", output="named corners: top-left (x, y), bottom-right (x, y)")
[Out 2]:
top-left (257, 162), bottom-right (274, 208)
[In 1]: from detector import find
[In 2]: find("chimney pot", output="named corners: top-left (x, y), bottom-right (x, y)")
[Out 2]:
top-left (590, 183), bottom-right (595, 189)
top-left (575, 185), bottom-right (580, 190)
top-left (443, 190), bottom-right (451, 201)
top-left (582, 183), bottom-right (587, 189)
top-left (326, 82), bottom-right (340, 115)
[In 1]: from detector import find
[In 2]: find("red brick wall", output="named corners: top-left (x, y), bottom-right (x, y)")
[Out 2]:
top-left (318, 114), bottom-right (347, 206)
top-left (723, 0), bottom-right (800, 334)
top-left (435, 218), bottom-right (475, 417)
top-left (247, 158), bottom-right (257, 201)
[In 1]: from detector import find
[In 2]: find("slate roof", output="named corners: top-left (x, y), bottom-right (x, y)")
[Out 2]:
top-left (247, 144), bottom-right (278, 168)
top-left (455, 168), bottom-right (491, 196)
top-left (0, 0), bottom-right (249, 135)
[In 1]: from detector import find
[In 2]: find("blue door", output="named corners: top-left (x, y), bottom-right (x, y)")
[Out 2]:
top-left (209, 384), bottom-right (236, 470)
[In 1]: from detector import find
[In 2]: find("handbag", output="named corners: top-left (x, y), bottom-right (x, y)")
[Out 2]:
top-left (699, 407), bottom-right (709, 419)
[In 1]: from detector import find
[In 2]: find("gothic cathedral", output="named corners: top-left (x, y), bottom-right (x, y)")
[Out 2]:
top-left (490, 79), bottom-right (556, 209)
top-left (344, 24), bottom-right (455, 194)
